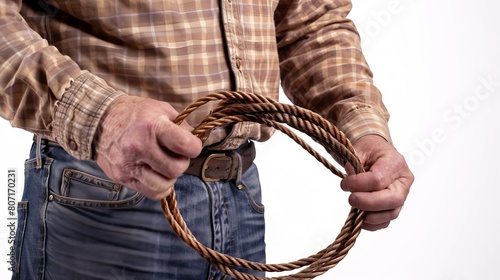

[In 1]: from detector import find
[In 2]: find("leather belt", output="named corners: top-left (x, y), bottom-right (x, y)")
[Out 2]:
top-left (35, 135), bottom-right (255, 182)
top-left (35, 135), bottom-right (61, 147)
top-left (184, 141), bottom-right (255, 182)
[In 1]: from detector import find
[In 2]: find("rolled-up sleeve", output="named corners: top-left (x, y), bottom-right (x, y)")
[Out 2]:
top-left (275, 0), bottom-right (392, 143)
top-left (52, 73), bottom-right (124, 160)
top-left (0, 1), bottom-right (123, 159)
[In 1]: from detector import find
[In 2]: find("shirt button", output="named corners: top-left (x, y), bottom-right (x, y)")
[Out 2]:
top-left (68, 140), bottom-right (78, 151)
top-left (236, 57), bottom-right (242, 69)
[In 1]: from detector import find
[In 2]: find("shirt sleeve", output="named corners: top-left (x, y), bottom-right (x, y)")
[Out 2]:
top-left (52, 73), bottom-right (124, 160)
top-left (0, 1), bottom-right (123, 160)
top-left (275, 0), bottom-right (392, 144)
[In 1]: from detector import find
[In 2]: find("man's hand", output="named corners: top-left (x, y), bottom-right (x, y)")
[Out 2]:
top-left (341, 135), bottom-right (414, 231)
top-left (93, 95), bottom-right (203, 200)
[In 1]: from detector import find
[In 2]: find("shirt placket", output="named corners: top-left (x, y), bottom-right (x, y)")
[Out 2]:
top-left (218, 0), bottom-right (255, 150)
top-left (221, 0), bottom-right (251, 93)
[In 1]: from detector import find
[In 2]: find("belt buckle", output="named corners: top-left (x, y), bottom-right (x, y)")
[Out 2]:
top-left (201, 153), bottom-right (228, 182)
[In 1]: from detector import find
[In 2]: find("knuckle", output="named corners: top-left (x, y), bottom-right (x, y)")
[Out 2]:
top-left (121, 140), bottom-right (144, 156)
top-left (150, 115), bottom-right (171, 134)
top-left (168, 158), bottom-right (190, 177)
top-left (128, 179), bottom-right (142, 191)
top-left (148, 116), bottom-right (165, 132)
top-left (112, 165), bottom-right (143, 186)
top-left (106, 165), bottom-right (126, 182)
top-left (150, 194), bottom-right (163, 201)
top-left (397, 153), bottom-right (415, 180)
top-left (407, 167), bottom-right (416, 184)
top-left (113, 171), bottom-right (133, 186)
top-left (378, 222), bottom-right (390, 230)
top-left (173, 127), bottom-right (190, 144)
top-left (151, 188), bottom-right (172, 201)
top-left (393, 152), bottom-right (406, 166)
top-left (391, 191), bottom-right (407, 208)
top-left (390, 208), bottom-right (402, 220)
top-left (145, 188), bottom-right (162, 200)
top-left (348, 193), bottom-right (364, 209)
top-left (372, 172), bottom-right (385, 190)
top-left (147, 182), bottom-right (174, 201)
top-left (172, 129), bottom-right (195, 151)
top-left (130, 166), bottom-right (145, 180)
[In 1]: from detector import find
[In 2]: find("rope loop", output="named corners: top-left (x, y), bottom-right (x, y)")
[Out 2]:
top-left (162, 91), bottom-right (365, 279)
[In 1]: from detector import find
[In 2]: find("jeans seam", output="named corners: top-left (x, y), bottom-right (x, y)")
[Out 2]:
top-left (40, 157), bottom-right (53, 280)
top-left (14, 202), bottom-right (28, 279)
top-left (49, 192), bottom-right (145, 209)
top-left (203, 182), bottom-right (217, 280)
top-left (239, 182), bottom-right (265, 214)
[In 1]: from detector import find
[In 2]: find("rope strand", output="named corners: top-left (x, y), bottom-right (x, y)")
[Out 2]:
top-left (162, 91), bottom-right (365, 279)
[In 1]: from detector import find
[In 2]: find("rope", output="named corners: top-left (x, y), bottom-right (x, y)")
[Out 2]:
top-left (161, 91), bottom-right (365, 279)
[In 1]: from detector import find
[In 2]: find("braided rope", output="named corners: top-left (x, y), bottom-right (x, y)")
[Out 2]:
top-left (161, 91), bottom-right (365, 279)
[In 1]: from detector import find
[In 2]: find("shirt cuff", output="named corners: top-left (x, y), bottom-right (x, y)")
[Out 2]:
top-left (336, 107), bottom-right (392, 145)
top-left (52, 72), bottom-right (125, 160)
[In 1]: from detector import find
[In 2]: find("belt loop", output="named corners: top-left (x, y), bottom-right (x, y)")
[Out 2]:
top-left (230, 152), bottom-right (244, 190)
top-left (35, 135), bottom-right (42, 169)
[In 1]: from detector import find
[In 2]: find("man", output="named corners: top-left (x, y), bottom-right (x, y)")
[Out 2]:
top-left (0, 0), bottom-right (414, 279)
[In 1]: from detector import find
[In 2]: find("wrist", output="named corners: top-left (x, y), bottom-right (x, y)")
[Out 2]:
top-left (52, 73), bottom-right (125, 160)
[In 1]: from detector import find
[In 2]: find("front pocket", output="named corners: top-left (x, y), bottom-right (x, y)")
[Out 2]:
top-left (240, 183), bottom-right (265, 214)
top-left (60, 168), bottom-right (122, 201)
top-left (51, 168), bottom-right (144, 209)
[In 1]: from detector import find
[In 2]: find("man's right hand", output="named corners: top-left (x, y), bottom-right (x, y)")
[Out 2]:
top-left (93, 95), bottom-right (203, 200)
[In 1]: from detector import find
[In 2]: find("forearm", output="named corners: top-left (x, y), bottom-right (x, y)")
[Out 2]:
top-left (276, 0), bottom-right (391, 143)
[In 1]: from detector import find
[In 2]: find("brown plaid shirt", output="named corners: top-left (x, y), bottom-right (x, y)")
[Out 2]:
top-left (0, 0), bottom-right (391, 160)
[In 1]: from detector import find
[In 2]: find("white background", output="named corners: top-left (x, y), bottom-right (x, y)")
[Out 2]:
top-left (1, 0), bottom-right (500, 279)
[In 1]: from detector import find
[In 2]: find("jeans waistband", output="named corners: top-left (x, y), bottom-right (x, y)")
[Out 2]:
top-left (34, 135), bottom-right (255, 183)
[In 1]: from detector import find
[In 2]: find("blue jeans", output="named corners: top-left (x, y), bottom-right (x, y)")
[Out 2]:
top-left (12, 141), bottom-right (265, 279)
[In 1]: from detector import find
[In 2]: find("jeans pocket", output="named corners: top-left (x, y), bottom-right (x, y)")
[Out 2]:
top-left (239, 183), bottom-right (265, 214)
top-left (13, 201), bottom-right (28, 278)
top-left (60, 168), bottom-right (123, 200)
top-left (237, 164), bottom-right (265, 214)
top-left (50, 168), bottom-right (144, 209)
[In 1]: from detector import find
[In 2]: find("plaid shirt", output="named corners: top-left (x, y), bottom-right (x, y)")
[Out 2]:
top-left (0, 0), bottom-right (391, 160)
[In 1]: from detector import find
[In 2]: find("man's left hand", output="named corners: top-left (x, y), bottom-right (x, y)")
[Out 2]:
top-left (341, 135), bottom-right (414, 231)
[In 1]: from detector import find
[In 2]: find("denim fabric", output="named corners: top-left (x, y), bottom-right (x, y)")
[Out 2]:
top-left (12, 142), bottom-right (265, 280)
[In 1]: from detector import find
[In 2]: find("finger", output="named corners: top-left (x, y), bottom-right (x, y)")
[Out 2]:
top-left (140, 144), bottom-right (192, 179)
top-left (343, 162), bottom-right (356, 176)
top-left (348, 178), bottom-right (409, 212)
top-left (362, 221), bottom-right (391, 231)
top-left (361, 206), bottom-right (403, 231)
top-left (131, 165), bottom-right (177, 200)
top-left (341, 170), bottom-right (388, 193)
top-left (155, 116), bottom-right (202, 158)
top-left (178, 119), bottom-right (195, 131)
top-left (341, 163), bottom-right (395, 193)
top-left (363, 207), bottom-right (402, 226)
top-left (108, 131), bottom-right (191, 181)
top-left (341, 153), bottom-right (405, 192)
